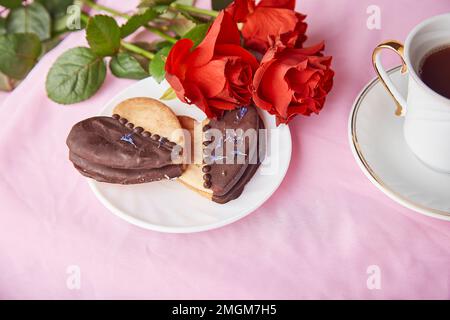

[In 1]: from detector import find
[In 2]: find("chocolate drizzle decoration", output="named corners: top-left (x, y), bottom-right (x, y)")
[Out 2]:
top-left (112, 115), bottom-right (177, 152)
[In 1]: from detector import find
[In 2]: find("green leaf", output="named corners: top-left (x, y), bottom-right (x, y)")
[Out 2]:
top-left (0, 0), bottom-right (22, 9)
top-left (149, 46), bottom-right (171, 84)
top-left (110, 52), bottom-right (149, 80)
top-left (0, 33), bottom-right (42, 80)
top-left (211, 0), bottom-right (233, 10)
top-left (182, 23), bottom-right (210, 47)
top-left (0, 17), bottom-right (6, 36)
top-left (120, 8), bottom-right (159, 38)
top-left (46, 47), bottom-right (106, 104)
top-left (36, 0), bottom-right (74, 18)
top-left (6, 2), bottom-right (52, 41)
top-left (160, 87), bottom-right (177, 100)
top-left (125, 41), bottom-right (155, 71)
top-left (86, 15), bottom-right (121, 57)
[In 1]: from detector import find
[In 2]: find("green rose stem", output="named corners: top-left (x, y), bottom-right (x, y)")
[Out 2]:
top-left (80, 0), bottom-right (177, 43)
top-left (145, 26), bottom-right (177, 44)
top-left (121, 41), bottom-right (155, 60)
top-left (170, 3), bottom-right (219, 17)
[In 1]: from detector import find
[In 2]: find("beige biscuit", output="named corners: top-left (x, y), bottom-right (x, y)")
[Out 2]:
top-left (113, 97), bottom-right (185, 148)
top-left (177, 116), bottom-right (213, 199)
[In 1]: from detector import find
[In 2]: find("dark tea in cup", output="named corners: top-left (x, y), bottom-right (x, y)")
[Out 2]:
top-left (419, 46), bottom-right (450, 99)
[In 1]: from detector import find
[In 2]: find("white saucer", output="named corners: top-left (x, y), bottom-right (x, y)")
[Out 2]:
top-left (88, 77), bottom-right (292, 233)
top-left (349, 66), bottom-right (450, 221)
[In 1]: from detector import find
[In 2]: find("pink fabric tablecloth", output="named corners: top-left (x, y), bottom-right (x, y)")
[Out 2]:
top-left (1, 0), bottom-right (449, 299)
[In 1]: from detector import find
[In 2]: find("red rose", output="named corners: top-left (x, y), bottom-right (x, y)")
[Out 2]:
top-left (252, 40), bottom-right (334, 125)
top-left (226, 0), bottom-right (307, 54)
top-left (165, 11), bottom-right (259, 118)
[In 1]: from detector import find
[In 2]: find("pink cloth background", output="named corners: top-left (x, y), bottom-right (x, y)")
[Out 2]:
top-left (0, 0), bottom-right (449, 299)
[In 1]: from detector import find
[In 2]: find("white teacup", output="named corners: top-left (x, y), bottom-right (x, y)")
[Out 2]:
top-left (372, 13), bottom-right (450, 173)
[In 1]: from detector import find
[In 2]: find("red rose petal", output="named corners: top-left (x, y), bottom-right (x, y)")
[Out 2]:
top-left (182, 82), bottom-right (215, 118)
top-left (258, 0), bottom-right (296, 10)
top-left (260, 62), bottom-right (294, 118)
top-left (226, 61), bottom-right (252, 87)
top-left (165, 39), bottom-right (194, 78)
top-left (242, 7), bottom-right (299, 53)
top-left (225, 0), bottom-right (255, 22)
top-left (191, 12), bottom-right (241, 67)
top-left (186, 59), bottom-right (227, 98)
top-left (215, 44), bottom-right (259, 70)
top-left (209, 98), bottom-right (239, 111)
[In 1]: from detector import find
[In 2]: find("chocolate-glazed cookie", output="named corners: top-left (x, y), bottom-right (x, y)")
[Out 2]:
top-left (202, 105), bottom-right (265, 203)
top-left (67, 116), bottom-right (183, 184)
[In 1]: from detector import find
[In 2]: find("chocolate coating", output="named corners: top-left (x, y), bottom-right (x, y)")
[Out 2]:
top-left (70, 152), bottom-right (182, 185)
top-left (66, 116), bottom-right (183, 185)
top-left (212, 162), bottom-right (260, 204)
top-left (203, 105), bottom-right (265, 203)
top-left (203, 181), bottom-right (212, 189)
top-left (133, 127), bottom-right (144, 134)
top-left (160, 137), bottom-right (168, 144)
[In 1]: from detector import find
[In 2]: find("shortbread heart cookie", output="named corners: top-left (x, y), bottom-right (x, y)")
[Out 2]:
top-left (67, 116), bottom-right (183, 184)
top-left (177, 106), bottom-right (264, 204)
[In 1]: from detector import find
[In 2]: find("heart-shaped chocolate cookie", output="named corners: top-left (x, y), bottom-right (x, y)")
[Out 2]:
top-left (67, 116), bottom-right (183, 184)
top-left (178, 105), bottom-right (264, 204)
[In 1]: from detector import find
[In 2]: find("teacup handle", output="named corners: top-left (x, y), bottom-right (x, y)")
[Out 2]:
top-left (372, 40), bottom-right (408, 116)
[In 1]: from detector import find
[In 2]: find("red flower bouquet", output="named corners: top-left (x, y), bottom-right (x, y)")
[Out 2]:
top-left (165, 0), bottom-right (334, 125)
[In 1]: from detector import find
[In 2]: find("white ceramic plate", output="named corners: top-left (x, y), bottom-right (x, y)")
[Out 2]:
top-left (349, 66), bottom-right (450, 221)
top-left (88, 77), bottom-right (292, 233)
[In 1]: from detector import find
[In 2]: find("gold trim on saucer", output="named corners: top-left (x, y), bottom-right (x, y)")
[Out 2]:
top-left (372, 41), bottom-right (407, 116)
top-left (350, 66), bottom-right (450, 219)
